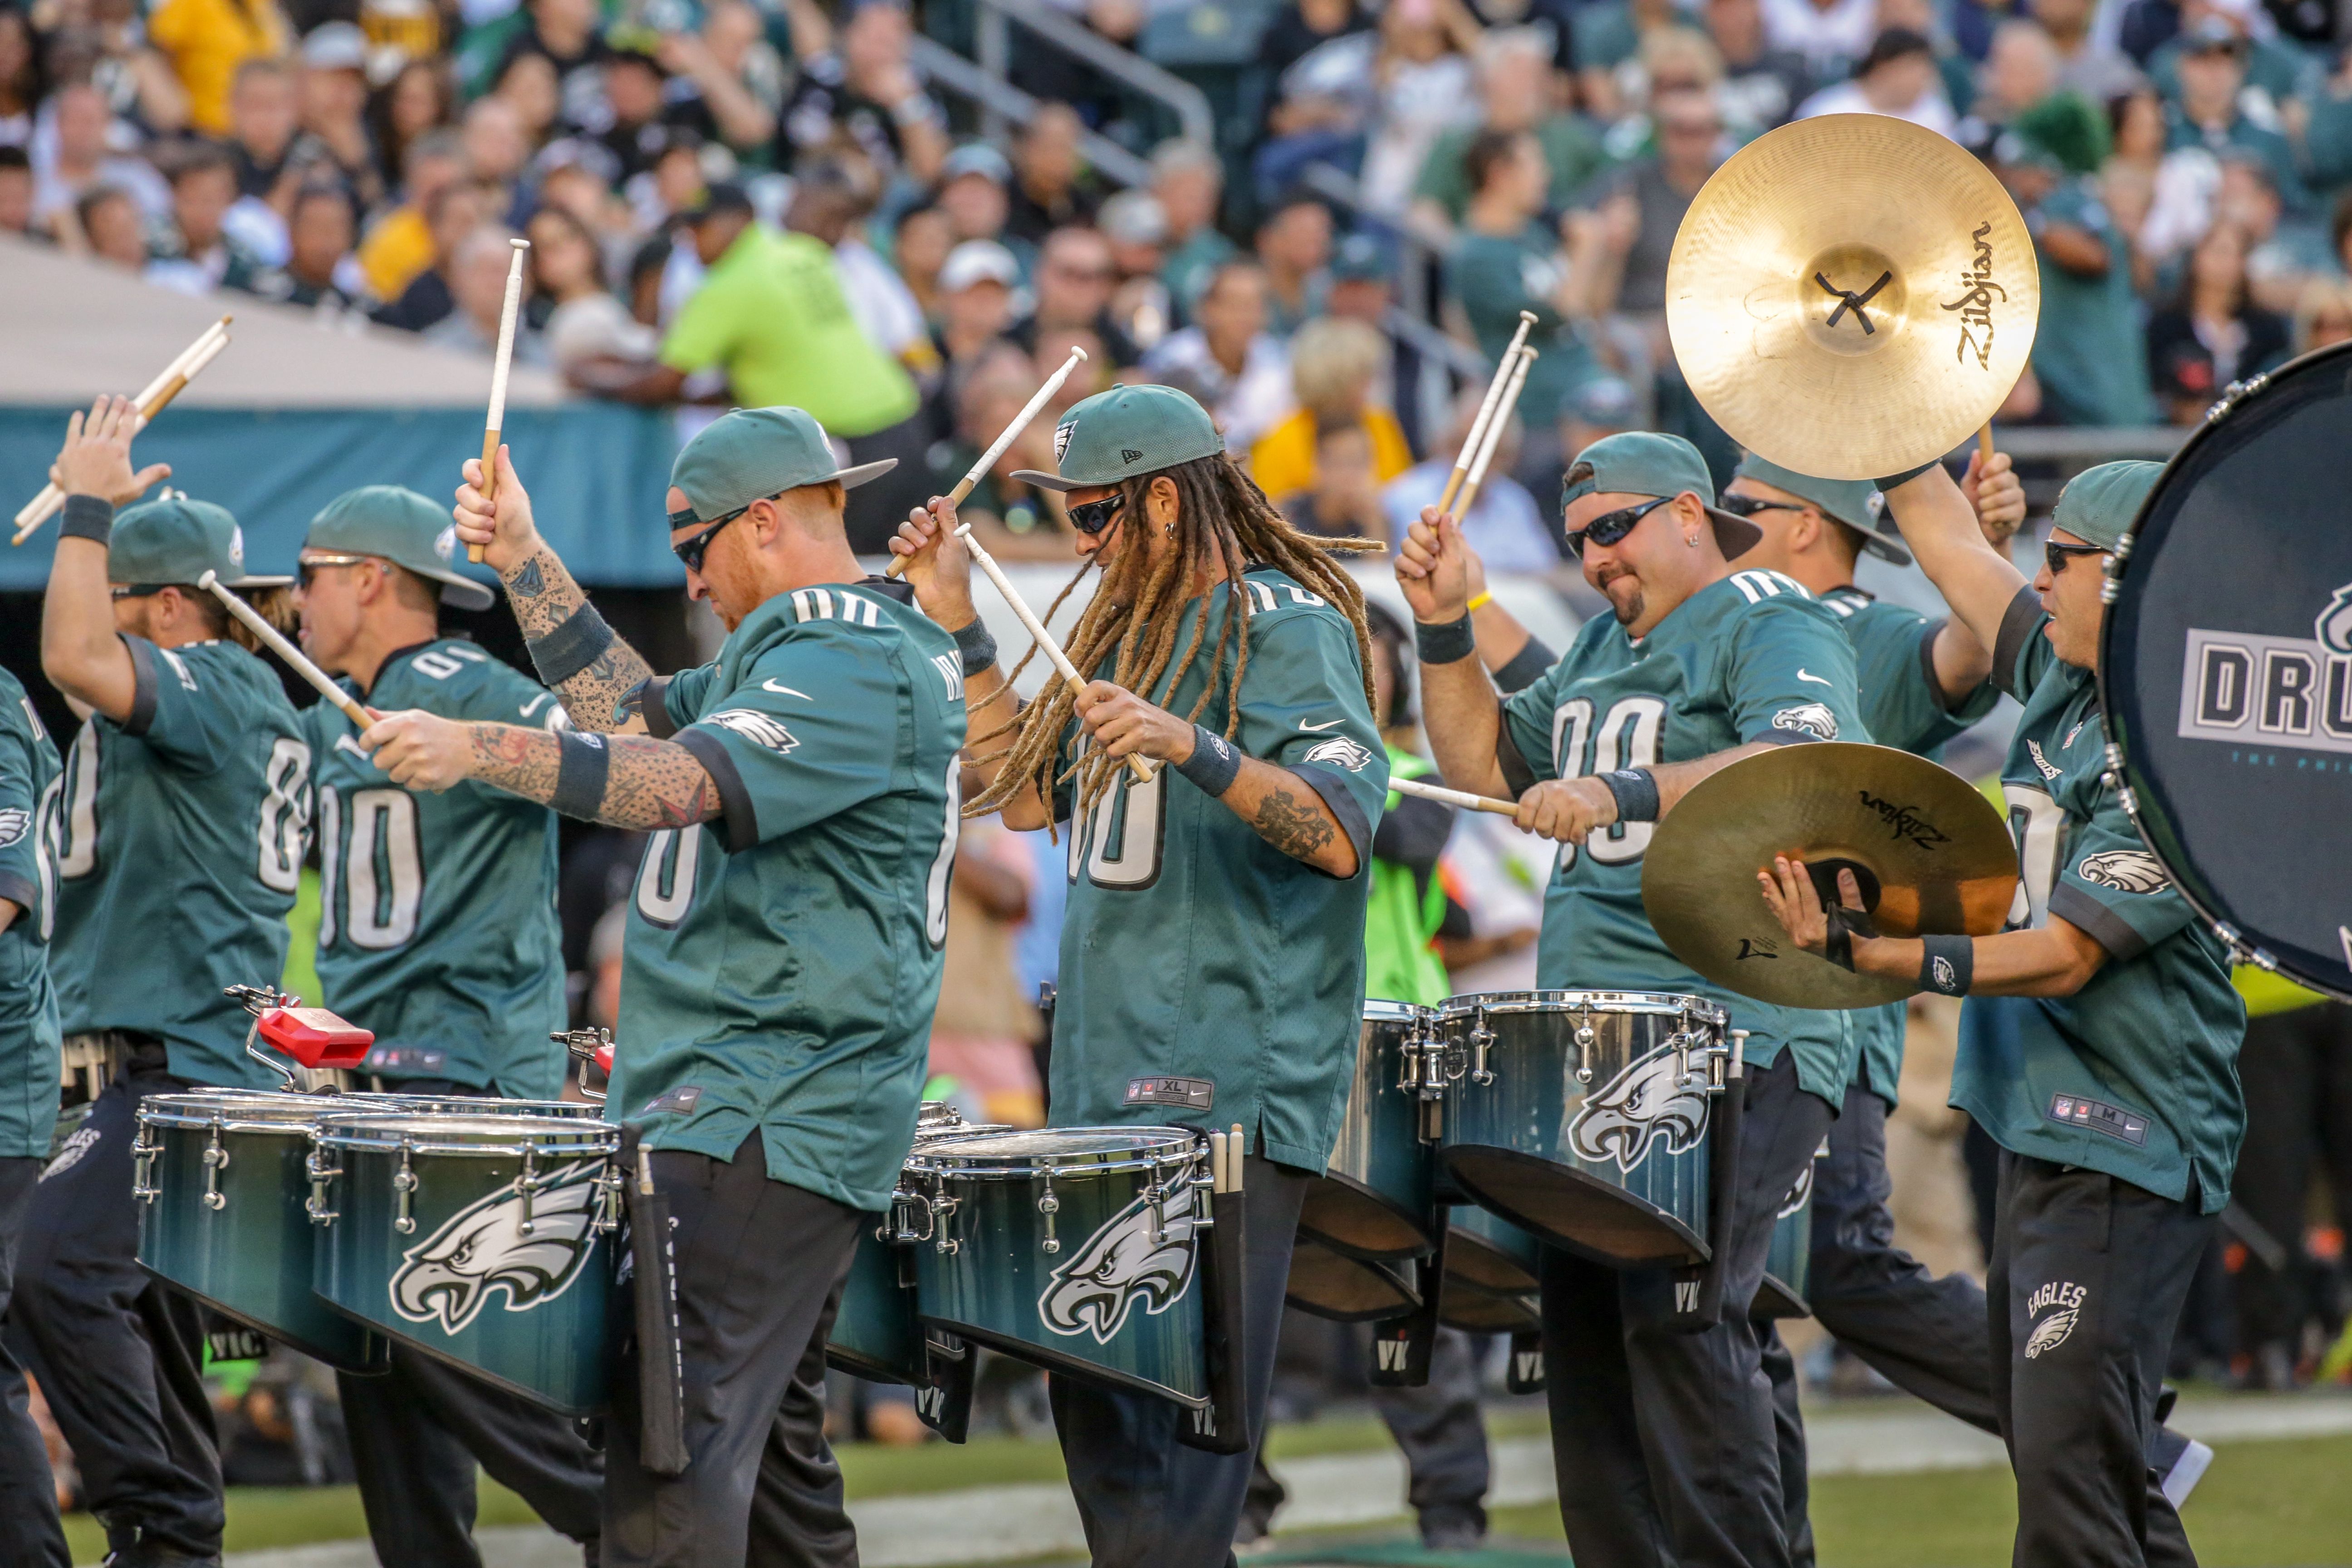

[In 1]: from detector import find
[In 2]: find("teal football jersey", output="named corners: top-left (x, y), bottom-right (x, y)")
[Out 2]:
top-left (1949, 587), bottom-right (2244, 1211)
top-left (615, 579), bottom-right (966, 1213)
top-left (305, 639), bottom-right (568, 1098)
top-left (1821, 585), bottom-right (2001, 1106)
top-left (1500, 569), bottom-right (1871, 1101)
top-left (50, 637), bottom-right (305, 1087)
top-left (1047, 567), bottom-right (1387, 1175)
top-left (0, 666), bottom-right (62, 1159)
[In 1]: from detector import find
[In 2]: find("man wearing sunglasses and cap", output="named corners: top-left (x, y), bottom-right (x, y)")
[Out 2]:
top-left (15, 396), bottom-right (307, 1568)
top-left (1758, 460), bottom-right (2245, 1568)
top-left (385, 408), bottom-right (961, 1568)
top-left (1397, 428), bottom-right (1872, 1568)
top-left (290, 485), bottom-right (604, 1568)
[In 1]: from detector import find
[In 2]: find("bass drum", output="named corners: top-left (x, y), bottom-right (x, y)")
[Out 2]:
top-left (2101, 338), bottom-right (2352, 999)
top-left (826, 1105), bottom-right (1007, 1386)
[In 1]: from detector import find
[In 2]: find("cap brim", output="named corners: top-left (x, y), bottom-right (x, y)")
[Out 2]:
top-left (832, 459), bottom-right (897, 491)
top-left (218, 573), bottom-right (295, 589)
top-left (412, 565), bottom-right (497, 611)
top-left (1702, 505), bottom-right (1765, 561)
top-left (1008, 469), bottom-right (1081, 493)
top-left (1858, 527), bottom-right (1913, 567)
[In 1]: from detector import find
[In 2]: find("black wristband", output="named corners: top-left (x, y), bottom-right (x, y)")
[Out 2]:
top-left (1598, 768), bottom-right (1660, 823)
top-left (1175, 723), bottom-right (1243, 798)
top-left (550, 729), bottom-right (611, 819)
top-left (1872, 460), bottom-right (1941, 490)
top-left (59, 494), bottom-right (113, 545)
top-left (527, 602), bottom-right (616, 687)
top-left (1919, 934), bottom-right (1975, 996)
top-left (1414, 612), bottom-right (1476, 666)
top-left (951, 617), bottom-right (998, 678)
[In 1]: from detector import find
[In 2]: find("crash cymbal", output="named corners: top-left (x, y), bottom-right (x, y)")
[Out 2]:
top-left (1641, 743), bottom-right (2018, 1009)
top-left (1665, 114), bottom-right (2038, 481)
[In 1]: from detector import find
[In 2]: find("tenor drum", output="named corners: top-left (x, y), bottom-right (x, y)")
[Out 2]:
top-left (906, 1128), bottom-right (1210, 1409)
top-left (135, 1092), bottom-right (389, 1372)
top-left (1435, 991), bottom-right (1728, 1266)
top-left (1298, 1001), bottom-right (1440, 1262)
top-left (827, 1104), bottom-right (1007, 1385)
top-left (363, 1094), bottom-right (604, 1119)
top-left (310, 1113), bottom-right (621, 1415)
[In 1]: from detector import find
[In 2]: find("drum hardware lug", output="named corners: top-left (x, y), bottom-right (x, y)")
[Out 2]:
top-left (305, 1142), bottom-right (343, 1224)
top-left (515, 1141), bottom-right (544, 1237)
top-left (2249, 946), bottom-right (2278, 971)
top-left (1039, 1172), bottom-right (1061, 1255)
top-left (593, 1160), bottom-right (625, 1235)
top-left (392, 1141), bottom-right (418, 1235)
top-left (1142, 1178), bottom-right (1168, 1247)
top-left (1574, 1001), bottom-right (1597, 1084)
top-left (131, 1124), bottom-right (162, 1202)
top-left (928, 1190), bottom-right (961, 1254)
top-left (1465, 1004), bottom-right (1497, 1087)
top-left (2100, 576), bottom-right (2121, 606)
top-left (200, 1122), bottom-right (229, 1211)
top-left (1189, 1172), bottom-right (1215, 1229)
top-left (892, 1186), bottom-right (935, 1245)
top-left (2212, 921), bottom-right (2252, 965)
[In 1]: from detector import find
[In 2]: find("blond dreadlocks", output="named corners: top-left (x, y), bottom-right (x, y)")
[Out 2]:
top-left (965, 452), bottom-right (1382, 827)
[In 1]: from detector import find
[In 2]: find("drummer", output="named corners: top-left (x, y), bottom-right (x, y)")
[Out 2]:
top-left (380, 408), bottom-right (965, 1566)
top-left (1757, 459), bottom-right (2247, 1566)
top-left (291, 485), bottom-right (603, 1566)
top-left (1398, 429), bottom-right (1867, 1568)
top-left (891, 384), bottom-right (1390, 1566)
top-left (15, 398), bottom-right (305, 1568)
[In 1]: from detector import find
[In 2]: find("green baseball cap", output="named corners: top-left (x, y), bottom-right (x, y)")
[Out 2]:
top-left (1010, 384), bottom-right (1225, 493)
top-left (304, 485), bottom-right (495, 611)
top-left (667, 406), bottom-right (897, 528)
top-left (1562, 431), bottom-right (1762, 559)
top-left (2050, 460), bottom-right (2161, 552)
top-left (109, 495), bottom-right (291, 590)
top-left (1731, 452), bottom-right (1911, 566)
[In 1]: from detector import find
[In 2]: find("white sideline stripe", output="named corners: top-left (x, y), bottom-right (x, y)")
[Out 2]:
top-left (220, 1397), bottom-right (2352, 1568)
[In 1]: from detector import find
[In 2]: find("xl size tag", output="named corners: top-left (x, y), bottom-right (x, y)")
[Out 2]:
top-left (363, 1046), bottom-right (447, 1074)
top-left (1125, 1076), bottom-right (1213, 1111)
top-left (2048, 1093), bottom-right (2148, 1146)
top-left (640, 1086), bottom-right (703, 1116)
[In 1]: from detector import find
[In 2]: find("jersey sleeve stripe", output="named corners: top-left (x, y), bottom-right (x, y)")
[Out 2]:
top-left (0, 870), bottom-right (33, 914)
top-left (1496, 721), bottom-right (1539, 797)
top-left (673, 728), bottom-right (758, 854)
top-left (2048, 881), bottom-right (2153, 963)
top-left (1993, 584), bottom-right (2045, 702)
top-left (640, 676), bottom-right (679, 740)
top-left (121, 635), bottom-right (161, 737)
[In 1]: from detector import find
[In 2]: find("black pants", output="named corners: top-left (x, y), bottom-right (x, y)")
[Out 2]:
top-left (10, 1060), bottom-right (224, 1566)
top-left (1759, 1325), bottom-right (1811, 1568)
top-left (1051, 1152), bottom-right (1308, 1568)
top-left (841, 414), bottom-right (943, 555)
top-left (1370, 1326), bottom-right (1491, 1545)
top-left (2230, 1004), bottom-right (2352, 1363)
top-left (602, 1133), bottom-right (864, 1568)
top-left (1988, 1153), bottom-right (2208, 1568)
top-left (0, 1155), bottom-right (68, 1567)
top-left (1539, 1049), bottom-right (1834, 1568)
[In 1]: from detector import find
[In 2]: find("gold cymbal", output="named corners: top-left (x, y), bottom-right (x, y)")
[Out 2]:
top-left (1641, 742), bottom-right (2018, 1008)
top-left (1665, 115), bottom-right (2038, 481)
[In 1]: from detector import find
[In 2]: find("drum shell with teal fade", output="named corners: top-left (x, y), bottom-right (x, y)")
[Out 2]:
top-left (311, 1114), bottom-right (620, 1416)
top-left (1299, 1002), bottom-right (1438, 1262)
top-left (1754, 1143), bottom-right (1820, 1320)
top-left (136, 1093), bottom-right (389, 1373)
top-left (909, 1128), bottom-right (1209, 1410)
top-left (826, 1111), bottom-right (1008, 1385)
top-left (1435, 991), bottom-right (1726, 1268)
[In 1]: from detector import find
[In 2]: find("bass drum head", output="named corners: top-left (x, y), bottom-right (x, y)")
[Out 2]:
top-left (2103, 340), bottom-right (2352, 999)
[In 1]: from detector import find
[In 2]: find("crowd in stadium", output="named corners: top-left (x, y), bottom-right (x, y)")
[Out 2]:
top-left (7, 0), bottom-right (2352, 560)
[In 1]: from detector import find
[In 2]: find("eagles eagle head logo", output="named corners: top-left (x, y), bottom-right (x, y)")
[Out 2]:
top-left (2077, 850), bottom-right (2169, 893)
top-left (1777, 1159), bottom-right (1813, 1220)
top-left (2025, 1306), bottom-right (2078, 1359)
top-left (1568, 1044), bottom-right (1710, 1174)
top-left (389, 1160), bottom-right (604, 1335)
top-left (703, 708), bottom-right (799, 753)
top-left (1771, 703), bottom-right (1839, 741)
top-left (1038, 1188), bottom-right (1196, 1344)
top-left (0, 807), bottom-right (28, 848)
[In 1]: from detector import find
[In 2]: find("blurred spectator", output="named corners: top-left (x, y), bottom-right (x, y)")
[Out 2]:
top-left (1008, 225), bottom-right (1140, 369)
top-left (31, 79), bottom-right (169, 230)
top-left (1281, 419), bottom-right (1391, 541)
top-left (936, 140), bottom-right (1023, 265)
top-left (147, 141), bottom-right (263, 295)
top-left (367, 56), bottom-right (451, 194)
top-left (1995, 122), bottom-right (2159, 424)
top-left (2032, 0), bottom-right (2143, 102)
top-left (492, 49), bottom-right (564, 156)
top-left (926, 237), bottom-right (1020, 442)
top-left (2292, 275), bottom-right (2352, 352)
top-left (1572, 0), bottom-right (1688, 118)
top-left (425, 224), bottom-right (551, 363)
top-left (1573, 89), bottom-right (1727, 319)
top-left (1030, 324), bottom-right (1113, 415)
top-left (1362, 0), bottom-right (1482, 214)
top-left (0, 6), bottom-right (40, 147)
top-left (2119, 0), bottom-right (2183, 63)
top-left (1412, 27), bottom-right (1607, 244)
top-left (1005, 103), bottom-right (1101, 246)
top-left (147, 0), bottom-right (292, 137)
top-left (779, 0), bottom-right (945, 186)
top-left (1454, 128), bottom-right (1602, 439)
top-left (893, 201), bottom-right (954, 320)
top-left (1706, 0), bottom-right (1813, 131)
top-left (529, 201), bottom-right (655, 373)
top-left (372, 174), bottom-right (495, 331)
top-left (934, 347), bottom-right (1073, 561)
top-left (71, 181), bottom-right (148, 269)
top-left (357, 123), bottom-right (461, 304)
top-left (653, 2), bottom-right (784, 158)
top-left (0, 144), bottom-right (30, 235)
top-left (496, 0), bottom-right (611, 137)
top-left (1558, 371), bottom-right (1644, 468)
top-left (1141, 259), bottom-right (1294, 451)
top-left (48, 0), bottom-right (191, 140)
top-left (2144, 220), bottom-right (2288, 421)
top-left (799, 156), bottom-right (935, 381)
top-left (1797, 26), bottom-right (1959, 136)
top-left (928, 817), bottom-right (1044, 1130)
top-left (2164, 20), bottom-right (2306, 211)
top-left (2102, 82), bottom-right (2170, 275)
top-left (1323, 232), bottom-right (1434, 455)
top-left (241, 182), bottom-right (368, 311)
top-left (228, 57), bottom-right (298, 199)
top-left (461, 94), bottom-right (533, 211)
top-left (598, 43), bottom-right (698, 184)
top-left (296, 22), bottom-right (383, 211)
top-left (2216, 153), bottom-right (2329, 312)
top-left (1383, 385), bottom-right (1559, 573)
top-left (1254, 191), bottom-right (1331, 338)
top-left (1097, 187), bottom-right (1171, 352)
top-left (1759, 0), bottom-right (1877, 81)
top-left (1250, 315), bottom-right (1410, 500)
top-left (1258, 0), bottom-right (1376, 92)
top-left (2145, 0), bottom-right (2304, 107)
top-left (1151, 138), bottom-right (1235, 318)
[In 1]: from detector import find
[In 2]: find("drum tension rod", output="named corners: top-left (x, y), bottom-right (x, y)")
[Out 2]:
top-left (1469, 1005), bottom-right (1497, 1087)
top-left (1039, 1171), bottom-right (1060, 1255)
top-left (305, 1142), bottom-right (342, 1224)
top-left (517, 1142), bottom-right (541, 1238)
top-left (1574, 1003), bottom-right (1596, 1085)
top-left (392, 1140), bottom-right (418, 1235)
top-left (201, 1119), bottom-right (230, 1211)
top-left (132, 1123), bottom-right (162, 1203)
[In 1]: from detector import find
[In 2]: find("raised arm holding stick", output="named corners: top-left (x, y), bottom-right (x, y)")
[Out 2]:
top-left (14, 318), bottom-right (231, 544)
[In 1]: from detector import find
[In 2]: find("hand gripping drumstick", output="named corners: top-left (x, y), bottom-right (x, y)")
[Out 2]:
top-left (965, 523), bottom-right (1156, 783)
top-left (196, 571), bottom-right (372, 729)
top-left (884, 345), bottom-right (1090, 581)
top-left (470, 238), bottom-right (532, 565)
top-left (1436, 312), bottom-right (1538, 518)
top-left (14, 318), bottom-right (232, 545)
top-left (1453, 346), bottom-right (1536, 522)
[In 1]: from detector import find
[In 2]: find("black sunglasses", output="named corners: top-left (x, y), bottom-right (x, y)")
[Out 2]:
top-left (672, 505), bottom-right (751, 573)
top-left (1716, 493), bottom-right (1802, 519)
top-left (2044, 538), bottom-right (2106, 576)
top-left (1066, 493), bottom-right (1126, 536)
top-left (1565, 495), bottom-right (1671, 559)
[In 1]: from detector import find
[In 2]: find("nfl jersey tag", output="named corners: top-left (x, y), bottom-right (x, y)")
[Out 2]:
top-left (641, 1086), bottom-right (703, 1116)
top-left (1126, 1076), bottom-right (1213, 1111)
top-left (362, 1046), bottom-right (447, 1074)
top-left (2047, 1093), bottom-right (2148, 1146)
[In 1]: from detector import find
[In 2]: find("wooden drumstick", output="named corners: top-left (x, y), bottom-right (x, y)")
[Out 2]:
top-left (1453, 346), bottom-right (1536, 522)
top-left (885, 345), bottom-right (1088, 580)
top-left (1392, 774), bottom-right (1520, 818)
top-left (196, 571), bottom-right (371, 728)
top-left (14, 318), bottom-right (232, 545)
top-left (960, 524), bottom-right (1154, 782)
top-left (1436, 311), bottom-right (1538, 518)
top-left (471, 238), bottom-right (532, 565)
top-left (1977, 423), bottom-right (1995, 465)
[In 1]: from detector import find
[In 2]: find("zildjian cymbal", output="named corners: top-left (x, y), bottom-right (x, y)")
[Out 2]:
top-left (1641, 742), bottom-right (2019, 1009)
top-left (1664, 114), bottom-right (2039, 481)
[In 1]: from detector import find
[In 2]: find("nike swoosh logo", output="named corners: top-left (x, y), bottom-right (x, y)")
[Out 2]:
top-left (1797, 669), bottom-right (1832, 686)
top-left (1299, 718), bottom-right (1346, 732)
top-left (334, 734), bottom-right (370, 760)
top-left (763, 681), bottom-right (812, 699)
top-left (519, 694), bottom-right (551, 717)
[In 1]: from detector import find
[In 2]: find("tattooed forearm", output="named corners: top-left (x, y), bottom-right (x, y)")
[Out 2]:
top-left (497, 545), bottom-right (655, 732)
top-left (561, 644), bottom-right (657, 736)
top-left (1211, 756), bottom-right (1358, 876)
top-left (500, 546), bottom-right (584, 637)
top-left (465, 725), bottom-right (723, 829)
top-left (1252, 788), bottom-right (1338, 862)
top-left (468, 724), bottom-right (560, 798)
